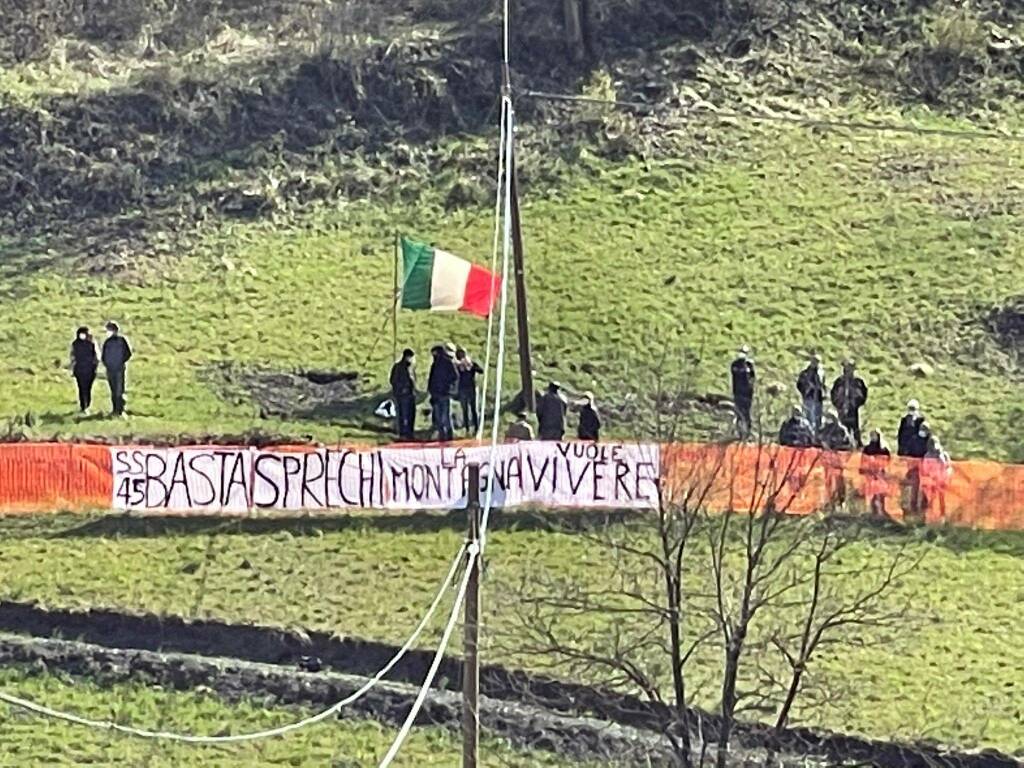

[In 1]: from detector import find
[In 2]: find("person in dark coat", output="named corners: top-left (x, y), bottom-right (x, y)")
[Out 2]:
top-left (730, 345), bottom-right (756, 439)
top-left (389, 348), bottom-right (417, 440)
top-left (577, 392), bottom-right (601, 441)
top-left (455, 346), bottom-right (484, 435)
top-left (796, 353), bottom-right (825, 433)
top-left (427, 343), bottom-right (458, 441)
top-left (896, 400), bottom-right (921, 456)
top-left (779, 406), bottom-right (815, 448)
top-left (830, 359), bottom-right (868, 447)
top-left (70, 326), bottom-right (98, 414)
top-left (819, 410), bottom-right (854, 451)
top-left (505, 411), bottom-right (535, 441)
top-left (900, 411), bottom-right (930, 521)
top-left (861, 429), bottom-right (892, 517)
top-left (536, 382), bottom-right (568, 441)
top-left (101, 321), bottom-right (132, 417)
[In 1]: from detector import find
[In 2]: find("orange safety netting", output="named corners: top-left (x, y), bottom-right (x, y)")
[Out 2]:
top-left (0, 444), bottom-right (111, 513)
top-left (661, 443), bottom-right (1024, 531)
top-left (0, 442), bottom-right (1022, 530)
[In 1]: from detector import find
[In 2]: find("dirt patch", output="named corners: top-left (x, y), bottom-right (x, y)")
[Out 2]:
top-left (0, 601), bottom-right (1016, 767)
top-left (933, 189), bottom-right (1024, 221)
top-left (985, 298), bottom-right (1024, 359)
top-left (0, 634), bottom-right (673, 766)
top-left (202, 362), bottom-right (368, 422)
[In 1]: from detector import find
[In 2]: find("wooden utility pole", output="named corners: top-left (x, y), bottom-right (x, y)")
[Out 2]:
top-left (462, 463), bottom-right (482, 768)
top-left (508, 133), bottom-right (536, 412)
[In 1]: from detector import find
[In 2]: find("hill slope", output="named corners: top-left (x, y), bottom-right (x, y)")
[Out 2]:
top-left (1, 0), bottom-right (1023, 457)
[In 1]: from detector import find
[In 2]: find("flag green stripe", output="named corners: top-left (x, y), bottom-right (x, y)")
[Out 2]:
top-left (400, 238), bottom-right (434, 310)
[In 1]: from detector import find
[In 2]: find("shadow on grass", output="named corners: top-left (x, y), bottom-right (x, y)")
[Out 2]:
top-left (48, 508), bottom-right (646, 540)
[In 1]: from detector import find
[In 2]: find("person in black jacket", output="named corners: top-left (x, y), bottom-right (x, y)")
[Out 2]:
top-left (896, 400), bottom-right (921, 456)
top-left (796, 353), bottom-right (825, 433)
top-left (577, 392), bottom-right (601, 441)
top-left (427, 343), bottom-right (458, 441)
top-left (779, 406), bottom-right (815, 448)
top-left (455, 346), bottom-right (484, 435)
top-left (537, 382), bottom-right (569, 441)
top-left (101, 321), bottom-right (132, 417)
top-left (830, 359), bottom-right (868, 446)
top-left (69, 326), bottom-right (98, 414)
top-left (389, 348), bottom-right (417, 440)
top-left (730, 345), bottom-right (756, 439)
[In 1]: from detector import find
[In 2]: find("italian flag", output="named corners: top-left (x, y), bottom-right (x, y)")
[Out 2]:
top-left (400, 237), bottom-right (501, 318)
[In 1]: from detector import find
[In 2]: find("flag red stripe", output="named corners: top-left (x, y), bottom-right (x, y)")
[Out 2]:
top-left (460, 263), bottom-right (502, 317)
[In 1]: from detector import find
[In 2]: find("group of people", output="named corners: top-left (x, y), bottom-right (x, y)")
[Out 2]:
top-left (68, 322), bottom-right (133, 417)
top-left (389, 345), bottom-right (601, 443)
top-left (389, 343), bottom-right (482, 441)
top-left (731, 348), bottom-right (949, 459)
top-left (731, 347), bottom-right (952, 518)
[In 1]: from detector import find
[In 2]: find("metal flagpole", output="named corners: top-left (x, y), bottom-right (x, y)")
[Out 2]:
top-left (393, 233), bottom-right (400, 363)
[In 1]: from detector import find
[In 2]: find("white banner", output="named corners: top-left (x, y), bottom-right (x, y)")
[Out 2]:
top-left (111, 443), bottom-right (660, 512)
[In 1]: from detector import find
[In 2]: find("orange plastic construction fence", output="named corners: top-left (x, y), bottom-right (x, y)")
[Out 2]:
top-left (0, 442), bottom-right (1022, 530)
top-left (661, 443), bottom-right (1024, 531)
top-left (0, 444), bottom-right (110, 513)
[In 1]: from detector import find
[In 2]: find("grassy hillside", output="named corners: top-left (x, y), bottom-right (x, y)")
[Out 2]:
top-left (1, 514), bottom-right (1022, 752)
top-left (0, 666), bottom-right (579, 766)
top-left (1, 0), bottom-right (1023, 457)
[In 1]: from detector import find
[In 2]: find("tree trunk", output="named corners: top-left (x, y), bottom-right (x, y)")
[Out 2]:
top-left (716, 647), bottom-right (741, 768)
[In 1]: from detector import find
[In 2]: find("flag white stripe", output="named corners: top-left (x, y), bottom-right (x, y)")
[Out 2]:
top-left (429, 249), bottom-right (471, 311)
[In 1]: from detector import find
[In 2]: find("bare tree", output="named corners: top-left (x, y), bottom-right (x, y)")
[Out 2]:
top-left (499, 438), bottom-right (919, 767)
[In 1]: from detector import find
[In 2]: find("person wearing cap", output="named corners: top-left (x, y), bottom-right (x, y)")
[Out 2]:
top-left (896, 400), bottom-right (922, 457)
top-left (536, 381), bottom-right (569, 441)
top-left (778, 406), bottom-right (814, 448)
top-left (730, 345), bottom-right (756, 439)
top-left (454, 346), bottom-right (484, 435)
top-left (796, 353), bottom-right (825, 433)
top-left (101, 321), bottom-right (133, 417)
top-left (427, 343), bottom-right (458, 441)
top-left (505, 411), bottom-right (535, 442)
top-left (69, 326), bottom-right (98, 414)
top-left (576, 391), bottom-right (601, 442)
top-left (389, 348), bottom-right (417, 440)
top-left (830, 359), bottom-right (868, 447)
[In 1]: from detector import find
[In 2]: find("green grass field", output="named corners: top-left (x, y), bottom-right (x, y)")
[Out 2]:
top-left (2, 123), bottom-right (1022, 457)
top-left (3, 2), bottom-right (1024, 763)
top-left (0, 666), bottom-right (576, 767)
top-left (0, 514), bottom-right (1021, 753)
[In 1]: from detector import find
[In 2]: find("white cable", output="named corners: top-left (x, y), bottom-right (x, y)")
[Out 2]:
top-left (377, 95), bottom-right (516, 768)
top-left (0, 544), bottom-right (467, 745)
top-left (502, 0), bottom-right (510, 65)
top-left (377, 546), bottom-right (477, 767)
top-left (477, 97), bottom-right (509, 441)
top-left (479, 99), bottom-right (517, 548)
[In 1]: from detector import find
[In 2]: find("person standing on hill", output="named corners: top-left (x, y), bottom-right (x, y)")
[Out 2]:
top-left (537, 381), bottom-right (569, 441)
top-left (101, 321), bottom-right (132, 417)
top-left (389, 348), bottom-right (417, 440)
top-left (455, 346), bottom-right (483, 436)
top-left (69, 326), bottom-right (98, 414)
top-left (861, 429), bottom-right (892, 517)
top-left (730, 345), bottom-right (756, 439)
top-left (577, 391), bottom-right (601, 441)
top-left (830, 359), bottom-right (868, 446)
top-left (896, 400), bottom-right (922, 456)
top-left (427, 343), bottom-right (458, 442)
top-left (796, 353), bottom-right (825, 433)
